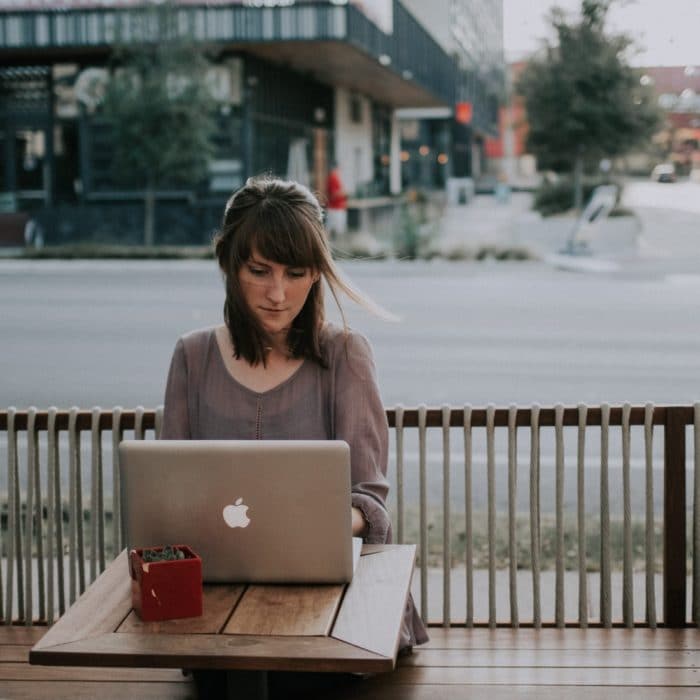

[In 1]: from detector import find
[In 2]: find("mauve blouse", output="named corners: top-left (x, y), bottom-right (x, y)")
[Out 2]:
top-left (161, 322), bottom-right (428, 646)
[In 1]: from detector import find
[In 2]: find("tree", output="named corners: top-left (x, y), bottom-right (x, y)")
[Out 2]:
top-left (100, 2), bottom-right (217, 245)
top-left (517, 0), bottom-right (661, 209)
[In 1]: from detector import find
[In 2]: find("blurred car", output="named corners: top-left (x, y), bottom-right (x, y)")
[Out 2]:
top-left (651, 163), bottom-right (677, 183)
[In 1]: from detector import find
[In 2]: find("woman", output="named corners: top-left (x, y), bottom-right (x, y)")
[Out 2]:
top-left (161, 176), bottom-right (427, 693)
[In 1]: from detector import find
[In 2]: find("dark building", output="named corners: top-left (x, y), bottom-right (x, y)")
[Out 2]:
top-left (0, 0), bottom-right (504, 244)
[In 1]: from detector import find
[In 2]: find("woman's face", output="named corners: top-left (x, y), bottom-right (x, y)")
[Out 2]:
top-left (238, 247), bottom-right (318, 339)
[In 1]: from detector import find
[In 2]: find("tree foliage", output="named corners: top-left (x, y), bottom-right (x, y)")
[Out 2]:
top-left (517, 0), bottom-right (661, 174)
top-left (100, 2), bottom-right (217, 243)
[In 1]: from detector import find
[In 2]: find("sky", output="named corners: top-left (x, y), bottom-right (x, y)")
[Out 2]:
top-left (503, 0), bottom-right (700, 67)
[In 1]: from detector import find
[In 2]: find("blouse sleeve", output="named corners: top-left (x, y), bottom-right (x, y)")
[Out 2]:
top-left (161, 338), bottom-right (191, 439)
top-left (333, 331), bottom-right (391, 544)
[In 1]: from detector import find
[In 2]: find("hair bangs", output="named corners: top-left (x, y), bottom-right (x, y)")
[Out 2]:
top-left (246, 202), bottom-right (322, 271)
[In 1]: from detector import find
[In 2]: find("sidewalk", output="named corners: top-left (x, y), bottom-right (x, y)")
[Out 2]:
top-left (433, 192), bottom-right (641, 259)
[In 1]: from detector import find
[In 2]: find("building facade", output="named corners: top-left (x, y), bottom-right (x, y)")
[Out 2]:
top-left (0, 0), bottom-right (504, 243)
top-left (397, 0), bottom-right (504, 189)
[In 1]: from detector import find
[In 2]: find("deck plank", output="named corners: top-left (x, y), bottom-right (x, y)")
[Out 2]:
top-left (0, 627), bottom-right (47, 645)
top-left (14, 623), bottom-right (700, 698)
top-left (0, 680), bottom-right (195, 699)
top-left (375, 666), bottom-right (700, 686)
top-left (402, 647), bottom-right (700, 667)
top-left (422, 627), bottom-right (700, 650)
top-left (0, 645), bottom-right (28, 662)
top-left (324, 685), bottom-right (700, 700)
top-left (0, 660), bottom-right (189, 682)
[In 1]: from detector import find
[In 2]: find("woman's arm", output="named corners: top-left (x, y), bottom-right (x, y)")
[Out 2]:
top-left (333, 330), bottom-right (391, 544)
top-left (161, 338), bottom-right (191, 439)
top-left (351, 506), bottom-right (368, 537)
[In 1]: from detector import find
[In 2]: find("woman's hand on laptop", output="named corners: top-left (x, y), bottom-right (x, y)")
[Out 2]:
top-left (351, 507), bottom-right (368, 538)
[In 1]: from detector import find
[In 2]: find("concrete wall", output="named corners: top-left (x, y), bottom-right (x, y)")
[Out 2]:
top-left (333, 87), bottom-right (374, 195)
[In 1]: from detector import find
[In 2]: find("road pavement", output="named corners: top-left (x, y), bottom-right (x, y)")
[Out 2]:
top-left (2, 180), bottom-right (700, 409)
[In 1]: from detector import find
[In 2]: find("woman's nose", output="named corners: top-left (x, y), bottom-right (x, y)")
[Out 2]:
top-left (266, 275), bottom-right (286, 302)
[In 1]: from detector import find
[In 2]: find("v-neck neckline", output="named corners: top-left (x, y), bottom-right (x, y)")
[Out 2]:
top-left (211, 328), bottom-right (307, 397)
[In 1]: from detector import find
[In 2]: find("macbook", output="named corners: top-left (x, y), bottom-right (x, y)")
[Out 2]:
top-left (119, 439), bottom-right (359, 583)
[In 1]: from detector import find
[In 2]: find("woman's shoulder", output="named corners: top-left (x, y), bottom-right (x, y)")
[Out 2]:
top-left (320, 322), bottom-right (374, 364)
top-left (175, 326), bottom-right (218, 357)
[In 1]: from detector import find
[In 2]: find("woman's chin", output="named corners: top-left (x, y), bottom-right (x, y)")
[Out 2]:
top-left (262, 322), bottom-right (290, 338)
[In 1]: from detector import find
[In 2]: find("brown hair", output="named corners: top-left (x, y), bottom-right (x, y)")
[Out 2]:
top-left (213, 176), bottom-right (379, 367)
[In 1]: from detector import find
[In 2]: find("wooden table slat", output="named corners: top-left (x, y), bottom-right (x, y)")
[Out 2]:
top-left (31, 550), bottom-right (131, 653)
top-left (224, 584), bottom-right (344, 636)
top-left (118, 584), bottom-right (246, 635)
top-left (29, 631), bottom-right (392, 672)
top-left (331, 545), bottom-right (416, 659)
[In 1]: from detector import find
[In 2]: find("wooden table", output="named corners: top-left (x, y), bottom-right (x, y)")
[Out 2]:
top-left (30, 544), bottom-right (416, 699)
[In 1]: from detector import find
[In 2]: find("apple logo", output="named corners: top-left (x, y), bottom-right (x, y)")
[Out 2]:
top-left (222, 497), bottom-right (251, 529)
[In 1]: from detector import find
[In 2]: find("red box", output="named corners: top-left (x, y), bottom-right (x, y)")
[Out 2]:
top-left (128, 545), bottom-right (203, 622)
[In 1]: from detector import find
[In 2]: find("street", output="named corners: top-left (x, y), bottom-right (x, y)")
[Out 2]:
top-left (2, 181), bottom-right (700, 410)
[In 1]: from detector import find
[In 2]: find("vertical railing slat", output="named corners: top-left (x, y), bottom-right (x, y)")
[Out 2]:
top-left (622, 403), bottom-right (633, 628)
top-left (441, 405), bottom-right (451, 627)
top-left (529, 404), bottom-right (541, 628)
top-left (507, 405), bottom-right (518, 628)
top-left (155, 405), bottom-right (164, 439)
top-left (112, 407), bottom-right (124, 556)
top-left (664, 406), bottom-right (687, 627)
top-left (34, 411), bottom-right (45, 622)
top-left (395, 405), bottom-right (405, 545)
top-left (5, 407), bottom-right (20, 624)
top-left (644, 403), bottom-right (657, 628)
top-left (418, 405), bottom-right (428, 623)
top-left (463, 405), bottom-right (473, 627)
top-left (577, 404), bottom-right (588, 627)
top-left (68, 407), bottom-right (82, 604)
top-left (694, 402), bottom-right (700, 627)
top-left (554, 404), bottom-right (565, 628)
top-left (90, 407), bottom-right (106, 577)
top-left (134, 406), bottom-right (145, 440)
top-left (600, 403), bottom-right (612, 628)
top-left (13, 408), bottom-right (26, 620)
top-left (486, 404), bottom-right (496, 628)
top-left (24, 408), bottom-right (38, 624)
top-left (46, 408), bottom-right (57, 624)
top-left (54, 415), bottom-right (66, 617)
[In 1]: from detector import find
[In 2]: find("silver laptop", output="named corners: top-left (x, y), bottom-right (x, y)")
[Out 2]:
top-left (119, 439), bottom-right (359, 584)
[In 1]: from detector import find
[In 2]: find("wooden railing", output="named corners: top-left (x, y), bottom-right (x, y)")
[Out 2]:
top-left (1, 404), bottom-right (698, 628)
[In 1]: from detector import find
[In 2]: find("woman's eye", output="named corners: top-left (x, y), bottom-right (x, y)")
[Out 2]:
top-left (287, 269), bottom-right (307, 278)
top-left (248, 267), bottom-right (267, 276)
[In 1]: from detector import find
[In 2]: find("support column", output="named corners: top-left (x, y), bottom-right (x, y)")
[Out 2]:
top-left (389, 110), bottom-right (401, 195)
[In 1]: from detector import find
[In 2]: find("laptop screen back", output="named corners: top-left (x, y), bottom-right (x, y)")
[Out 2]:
top-left (119, 439), bottom-right (354, 583)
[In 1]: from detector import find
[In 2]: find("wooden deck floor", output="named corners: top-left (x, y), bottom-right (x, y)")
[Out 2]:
top-left (3, 626), bottom-right (700, 699)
